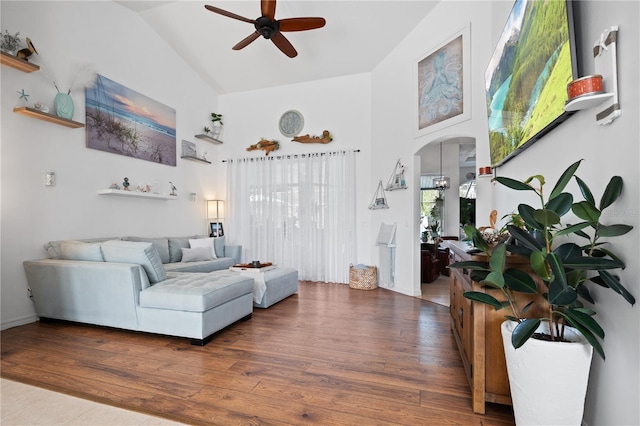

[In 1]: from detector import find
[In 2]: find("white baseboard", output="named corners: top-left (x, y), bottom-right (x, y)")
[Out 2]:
top-left (1, 314), bottom-right (38, 331)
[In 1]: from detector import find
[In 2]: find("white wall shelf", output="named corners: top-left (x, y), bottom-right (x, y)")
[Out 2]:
top-left (564, 26), bottom-right (621, 125)
top-left (97, 189), bottom-right (177, 200)
top-left (195, 134), bottom-right (223, 144)
top-left (181, 155), bottom-right (211, 164)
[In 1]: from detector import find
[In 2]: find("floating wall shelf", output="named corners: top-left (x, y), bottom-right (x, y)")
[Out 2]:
top-left (195, 134), bottom-right (223, 144)
top-left (564, 26), bottom-right (620, 125)
top-left (0, 51), bottom-right (40, 72)
top-left (369, 180), bottom-right (389, 210)
top-left (97, 189), bottom-right (176, 200)
top-left (181, 155), bottom-right (211, 164)
top-left (13, 106), bottom-right (84, 128)
top-left (385, 159), bottom-right (407, 191)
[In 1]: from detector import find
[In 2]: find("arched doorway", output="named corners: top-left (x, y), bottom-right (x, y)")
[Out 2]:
top-left (414, 135), bottom-right (476, 304)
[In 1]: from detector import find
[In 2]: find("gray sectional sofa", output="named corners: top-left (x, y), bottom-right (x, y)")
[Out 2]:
top-left (23, 235), bottom-right (256, 345)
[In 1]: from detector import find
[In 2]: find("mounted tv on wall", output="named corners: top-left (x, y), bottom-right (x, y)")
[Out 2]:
top-left (485, 0), bottom-right (578, 167)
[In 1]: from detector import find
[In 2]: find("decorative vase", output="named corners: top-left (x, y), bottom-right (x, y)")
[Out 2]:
top-left (54, 93), bottom-right (74, 119)
top-left (501, 320), bottom-right (593, 425)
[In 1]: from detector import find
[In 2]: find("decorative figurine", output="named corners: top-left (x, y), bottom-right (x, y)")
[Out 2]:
top-left (109, 182), bottom-right (121, 190)
top-left (246, 139), bottom-right (279, 156)
top-left (169, 182), bottom-right (177, 196)
top-left (291, 130), bottom-right (333, 144)
top-left (123, 177), bottom-right (130, 191)
top-left (16, 37), bottom-right (37, 61)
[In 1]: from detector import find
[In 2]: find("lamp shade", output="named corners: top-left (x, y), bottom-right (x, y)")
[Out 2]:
top-left (207, 200), bottom-right (225, 220)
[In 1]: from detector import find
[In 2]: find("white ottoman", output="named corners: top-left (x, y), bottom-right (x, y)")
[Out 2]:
top-left (253, 267), bottom-right (299, 308)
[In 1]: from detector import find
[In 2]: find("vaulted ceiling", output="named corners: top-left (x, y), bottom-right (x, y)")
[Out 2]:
top-left (117, 1), bottom-right (438, 94)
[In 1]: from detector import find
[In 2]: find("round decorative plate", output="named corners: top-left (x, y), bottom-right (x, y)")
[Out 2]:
top-left (279, 110), bottom-right (304, 137)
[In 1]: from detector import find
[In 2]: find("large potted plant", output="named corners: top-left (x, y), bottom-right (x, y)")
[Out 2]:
top-left (450, 160), bottom-right (635, 425)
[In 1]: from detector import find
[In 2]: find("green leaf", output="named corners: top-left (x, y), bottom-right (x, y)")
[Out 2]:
top-left (470, 270), bottom-right (490, 282)
top-left (449, 261), bottom-right (490, 271)
top-left (549, 160), bottom-right (582, 200)
top-left (495, 177), bottom-right (537, 192)
top-left (546, 192), bottom-right (573, 217)
top-left (533, 209), bottom-right (561, 227)
top-left (598, 270), bottom-right (636, 305)
top-left (562, 314), bottom-right (605, 360)
top-left (520, 301), bottom-right (535, 314)
top-left (482, 271), bottom-right (505, 289)
top-left (572, 201), bottom-right (601, 222)
top-left (489, 243), bottom-right (507, 273)
top-left (562, 308), bottom-right (604, 339)
top-left (463, 291), bottom-right (504, 310)
top-left (556, 222), bottom-right (591, 237)
top-left (590, 247), bottom-right (625, 266)
top-left (598, 224), bottom-right (633, 237)
top-left (563, 256), bottom-right (624, 270)
top-left (511, 319), bottom-right (541, 348)
top-left (576, 282), bottom-right (595, 303)
top-left (575, 175), bottom-right (595, 205)
top-left (503, 268), bottom-right (538, 293)
top-left (530, 251), bottom-right (550, 281)
top-left (466, 227), bottom-right (490, 253)
top-left (547, 252), bottom-right (567, 288)
top-left (518, 204), bottom-right (542, 230)
top-left (507, 225), bottom-right (543, 251)
top-left (600, 176), bottom-right (623, 211)
top-left (548, 281), bottom-right (577, 305)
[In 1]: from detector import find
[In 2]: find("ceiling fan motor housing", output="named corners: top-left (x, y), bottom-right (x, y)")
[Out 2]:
top-left (255, 16), bottom-right (279, 39)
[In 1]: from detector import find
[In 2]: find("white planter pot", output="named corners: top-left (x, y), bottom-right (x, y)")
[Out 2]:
top-left (501, 320), bottom-right (593, 426)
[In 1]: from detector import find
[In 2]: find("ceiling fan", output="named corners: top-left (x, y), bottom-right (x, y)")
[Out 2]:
top-left (204, 0), bottom-right (326, 58)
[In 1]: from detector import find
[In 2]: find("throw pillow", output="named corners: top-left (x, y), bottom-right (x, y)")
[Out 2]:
top-left (122, 237), bottom-right (170, 264)
top-left (101, 240), bottom-right (167, 284)
top-left (213, 235), bottom-right (225, 258)
top-left (60, 240), bottom-right (104, 262)
top-left (180, 247), bottom-right (214, 262)
top-left (189, 237), bottom-right (217, 259)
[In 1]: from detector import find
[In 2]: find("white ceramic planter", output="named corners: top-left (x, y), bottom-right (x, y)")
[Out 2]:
top-left (501, 320), bottom-right (593, 426)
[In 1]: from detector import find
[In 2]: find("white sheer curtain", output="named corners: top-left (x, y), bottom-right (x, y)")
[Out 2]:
top-left (226, 151), bottom-right (357, 283)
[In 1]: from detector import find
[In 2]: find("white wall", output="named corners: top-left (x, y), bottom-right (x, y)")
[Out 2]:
top-left (489, 2), bottom-right (640, 425)
top-left (371, 1), bottom-right (494, 297)
top-left (369, 0), bottom-right (638, 424)
top-left (1, 1), bottom-right (222, 328)
top-left (218, 74), bottom-right (373, 265)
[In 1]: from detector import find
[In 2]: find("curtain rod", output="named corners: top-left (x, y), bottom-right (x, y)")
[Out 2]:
top-left (222, 149), bottom-right (360, 163)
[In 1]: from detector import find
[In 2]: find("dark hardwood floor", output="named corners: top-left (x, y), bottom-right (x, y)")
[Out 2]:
top-left (1, 281), bottom-right (514, 425)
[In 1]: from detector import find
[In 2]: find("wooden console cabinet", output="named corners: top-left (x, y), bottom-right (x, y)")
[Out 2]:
top-left (447, 241), bottom-right (545, 414)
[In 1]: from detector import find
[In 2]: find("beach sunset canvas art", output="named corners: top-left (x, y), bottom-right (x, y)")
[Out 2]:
top-left (86, 75), bottom-right (176, 166)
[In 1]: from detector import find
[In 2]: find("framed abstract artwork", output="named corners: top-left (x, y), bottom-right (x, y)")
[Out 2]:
top-left (86, 74), bottom-right (177, 166)
top-left (415, 24), bottom-right (470, 138)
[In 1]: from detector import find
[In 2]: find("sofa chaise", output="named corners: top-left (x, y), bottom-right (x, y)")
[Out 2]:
top-left (23, 235), bottom-right (255, 345)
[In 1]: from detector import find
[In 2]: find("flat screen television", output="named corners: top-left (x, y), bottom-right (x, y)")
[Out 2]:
top-left (485, 0), bottom-right (578, 167)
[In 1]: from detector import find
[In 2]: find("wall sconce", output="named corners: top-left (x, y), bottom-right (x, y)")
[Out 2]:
top-left (207, 200), bottom-right (225, 237)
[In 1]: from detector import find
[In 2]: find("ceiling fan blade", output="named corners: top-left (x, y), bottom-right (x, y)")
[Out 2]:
top-left (204, 5), bottom-right (255, 24)
top-left (232, 32), bottom-right (261, 50)
top-left (279, 17), bottom-right (326, 32)
top-left (261, 0), bottom-right (276, 20)
top-left (271, 32), bottom-right (297, 58)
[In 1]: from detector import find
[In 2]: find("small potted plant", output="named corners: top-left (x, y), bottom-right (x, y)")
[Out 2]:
top-left (209, 112), bottom-right (223, 139)
top-left (450, 160), bottom-right (634, 425)
top-left (1, 30), bottom-right (21, 55)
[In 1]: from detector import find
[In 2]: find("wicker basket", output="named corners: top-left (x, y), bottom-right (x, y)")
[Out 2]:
top-left (349, 265), bottom-right (378, 290)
